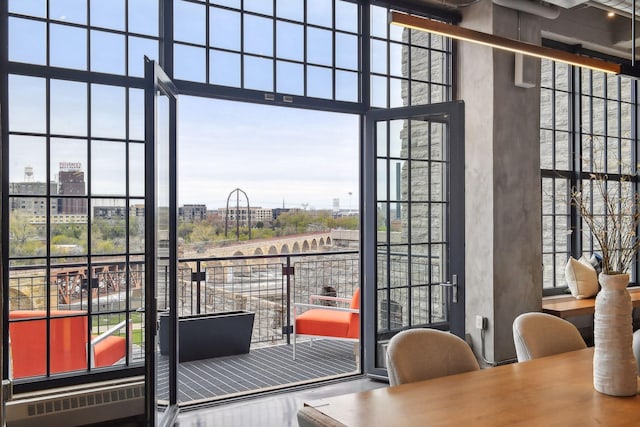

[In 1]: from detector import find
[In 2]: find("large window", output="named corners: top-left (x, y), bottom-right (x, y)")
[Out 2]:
top-left (540, 58), bottom-right (638, 294)
top-left (3, 0), bottom-right (454, 392)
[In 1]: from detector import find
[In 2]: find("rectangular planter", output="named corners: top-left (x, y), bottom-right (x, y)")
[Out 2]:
top-left (159, 310), bottom-right (255, 362)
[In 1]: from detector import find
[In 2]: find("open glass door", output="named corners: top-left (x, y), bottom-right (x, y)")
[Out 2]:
top-left (363, 102), bottom-right (465, 378)
top-left (144, 58), bottom-right (179, 426)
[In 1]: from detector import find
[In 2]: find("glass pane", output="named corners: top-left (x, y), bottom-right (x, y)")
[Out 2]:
top-left (389, 160), bottom-right (405, 202)
top-left (90, 0), bottom-right (125, 30)
top-left (276, 0), bottom-right (303, 22)
top-left (129, 0), bottom-right (159, 36)
top-left (370, 39), bottom-right (387, 75)
top-left (91, 141), bottom-right (126, 195)
top-left (307, 0), bottom-right (332, 28)
top-left (91, 84), bottom-right (126, 139)
top-left (540, 129), bottom-right (553, 169)
top-left (50, 80), bottom-right (88, 136)
top-left (50, 24), bottom-right (87, 70)
top-left (130, 199), bottom-right (145, 252)
top-left (370, 5), bottom-right (387, 39)
top-left (91, 30), bottom-right (125, 75)
top-left (51, 138), bottom-right (88, 196)
top-left (174, 44), bottom-right (206, 82)
top-left (244, 56), bottom-right (273, 91)
top-left (92, 199), bottom-right (126, 254)
top-left (335, 70), bottom-right (358, 102)
top-left (245, 0), bottom-right (272, 15)
top-left (370, 75), bottom-right (387, 108)
top-left (50, 0), bottom-right (87, 24)
top-left (9, 136), bottom-right (47, 196)
top-left (128, 37), bottom-right (158, 78)
top-left (9, 198), bottom-right (48, 257)
top-left (307, 27), bottom-right (332, 66)
top-left (210, 50), bottom-right (241, 87)
top-left (410, 203), bottom-right (430, 244)
top-left (388, 119), bottom-right (404, 158)
top-left (9, 0), bottom-right (46, 17)
top-left (376, 159), bottom-right (387, 201)
top-left (9, 17), bottom-right (47, 65)
top-left (307, 66), bottom-right (332, 99)
top-left (376, 121), bottom-right (387, 157)
top-left (129, 143), bottom-right (145, 197)
top-left (555, 131), bottom-right (570, 170)
top-left (129, 88), bottom-right (145, 141)
top-left (244, 15), bottom-right (273, 56)
top-left (277, 61), bottom-right (303, 95)
top-left (50, 200), bottom-right (88, 256)
top-left (174, 0), bottom-right (205, 45)
top-left (335, 33), bottom-right (358, 70)
top-left (9, 75), bottom-right (46, 133)
top-left (428, 122), bottom-right (445, 161)
top-left (430, 203), bottom-right (446, 242)
top-left (389, 42), bottom-right (403, 77)
top-left (335, 0), bottom-right (357, 33)
top-left (210, 7), bottom-right (240, 50)
top-left (277, 21), bottom-right (304, 61)
top-left (389, 78), bottom-right (404, 108)
top-left (410, 46), bottom-right (428, 81)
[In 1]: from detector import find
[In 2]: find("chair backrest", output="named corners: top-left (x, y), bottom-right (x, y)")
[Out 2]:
top-left (9, 310), bottom-right (89, 378)
top-left (512, 312), bottom-right (586, 362)
top-left (386, 328), bottom-right (480, 386)
top-left (347, 288), bottom-right (360, 338)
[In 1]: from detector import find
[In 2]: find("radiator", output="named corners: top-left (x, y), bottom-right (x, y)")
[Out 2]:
top-left (5, 378), bottom-right (145, 427)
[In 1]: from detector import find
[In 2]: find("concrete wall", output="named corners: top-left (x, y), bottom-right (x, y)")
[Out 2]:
top-left (459, 1), bottom-right (543, 363)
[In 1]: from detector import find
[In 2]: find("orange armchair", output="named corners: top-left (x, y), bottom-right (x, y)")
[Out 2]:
top-left (8, 310), bottom-right (128, 379)
top-left (293, 288), bottom-right (360, 360)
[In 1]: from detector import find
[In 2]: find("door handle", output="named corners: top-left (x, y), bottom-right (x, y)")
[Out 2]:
top-left (441, 274), bottom-right (458, 303)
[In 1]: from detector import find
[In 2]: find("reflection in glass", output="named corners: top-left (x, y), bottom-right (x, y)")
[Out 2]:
top-left (129, 199), bottom-right (145, 253)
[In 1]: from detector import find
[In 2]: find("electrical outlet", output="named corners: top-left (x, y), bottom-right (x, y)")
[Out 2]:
top-left (475, 315), bottom-right (486, 330)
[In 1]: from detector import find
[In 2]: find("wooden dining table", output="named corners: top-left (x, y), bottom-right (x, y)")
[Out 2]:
top-left (304, 348), bottom-right (640, 426)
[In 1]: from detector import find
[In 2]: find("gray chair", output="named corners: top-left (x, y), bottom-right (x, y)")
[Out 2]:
top-left (385, 328), bottom-right (480, 386)
top-left (513, 312), bottom-right (586, 362)
top-left (297, 406), bottom-right (346, 427)
top-left (633, 329), bottom-right (640, 374)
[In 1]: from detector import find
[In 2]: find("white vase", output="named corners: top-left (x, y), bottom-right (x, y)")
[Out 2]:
top-left (593, 273), bottom-right (638, 396)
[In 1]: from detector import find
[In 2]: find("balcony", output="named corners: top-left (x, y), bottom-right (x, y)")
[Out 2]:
top-left (7, 249), bottom-right (361, 402)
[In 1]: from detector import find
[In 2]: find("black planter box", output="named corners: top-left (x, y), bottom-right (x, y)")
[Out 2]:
top-left (159, 311), bottom-right (255, 362)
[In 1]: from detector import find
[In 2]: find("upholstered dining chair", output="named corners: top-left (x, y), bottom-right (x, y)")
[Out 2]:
top-left (385, 328), bottom-right (480, 386)
top-left (512, 312), bottom-right (586, 362)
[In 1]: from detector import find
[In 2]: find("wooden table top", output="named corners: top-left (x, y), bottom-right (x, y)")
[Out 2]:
top-left (542, 287), bottom-right (640, 318)
top-left (305, 348), bottom-right (640, 426)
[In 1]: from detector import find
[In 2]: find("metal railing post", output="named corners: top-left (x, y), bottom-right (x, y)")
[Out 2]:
top-left (196, 261), bottom-right (202, 315)
top-left (286, 256), bottom-right (291, 345)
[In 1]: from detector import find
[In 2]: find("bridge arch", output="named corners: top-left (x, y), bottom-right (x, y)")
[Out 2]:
top-left (292, 242), bottom-right (300, 253)
top-left (281, 244), bottom-right (290, 254)
top-left (254, 248), bottom-right (263, 255)
top-left (302, 240), bottom-right (310, 252)
top-left (311, 239), bottom-right (318, 251)
top-left (268, 245), bottom-right (278, 254)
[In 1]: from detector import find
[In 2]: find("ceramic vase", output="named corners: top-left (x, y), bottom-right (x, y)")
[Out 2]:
top-left (593, 273), bottom-right (638, 396)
